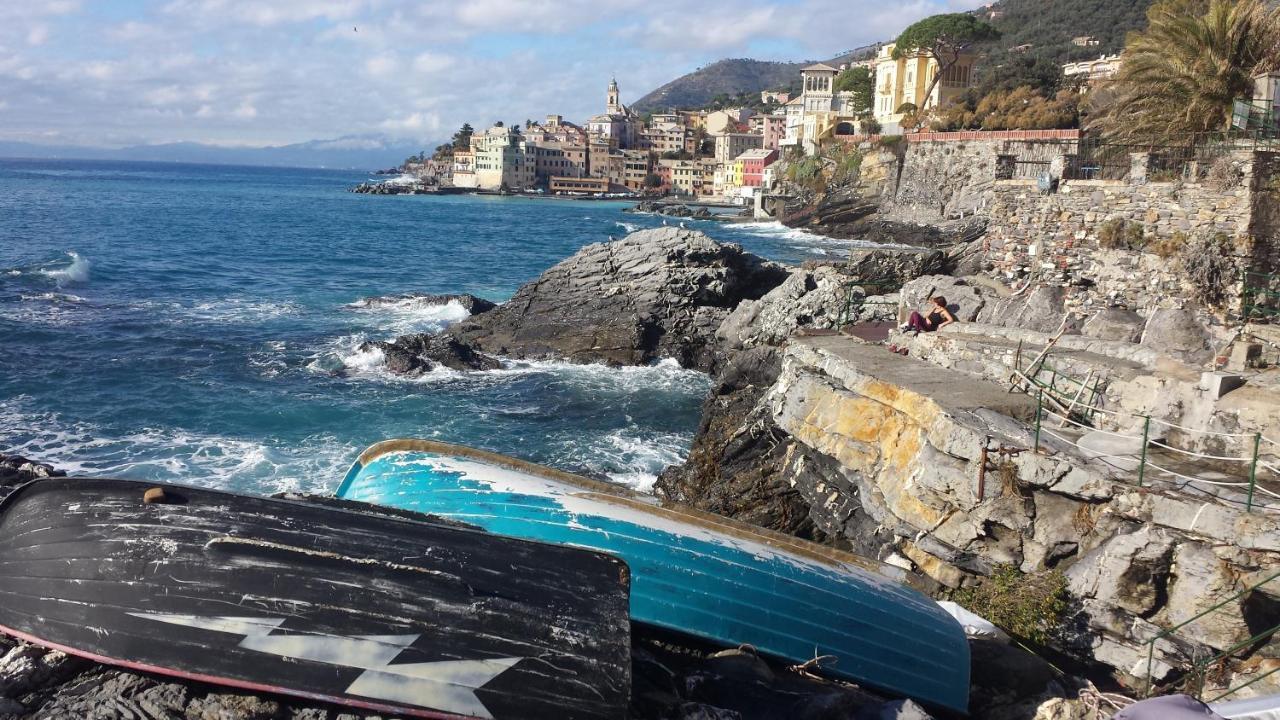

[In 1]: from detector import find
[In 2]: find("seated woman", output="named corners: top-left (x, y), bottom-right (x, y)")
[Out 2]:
top-left (902, 296), bottom-right (956, 334)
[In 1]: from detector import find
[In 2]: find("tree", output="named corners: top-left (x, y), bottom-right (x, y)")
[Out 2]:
top-left (894, 13), bottom-right (1000, 112)
top-left (1090, 0), bottom-right (1280, 145)
top-left (451, 123), bottom-right (473, 151)
top-left (643, 173), bottom-right (662, 188)
top-left (833, 66), bottom-right (875, 115)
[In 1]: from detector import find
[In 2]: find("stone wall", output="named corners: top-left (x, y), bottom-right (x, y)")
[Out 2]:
top-left (980, 150), bottom-right (1280, 314)
top-left (883, 137), bottom-right (1078, 226)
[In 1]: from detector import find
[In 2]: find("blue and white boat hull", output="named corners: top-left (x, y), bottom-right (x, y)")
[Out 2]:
top-left (337, 439), bottom-right (971, 714)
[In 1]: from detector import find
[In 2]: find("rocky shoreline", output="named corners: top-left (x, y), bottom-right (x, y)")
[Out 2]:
top-left (0, 448), bottom-right (1051, 720)
top-left (7, 198), bottom-right (1277, 717)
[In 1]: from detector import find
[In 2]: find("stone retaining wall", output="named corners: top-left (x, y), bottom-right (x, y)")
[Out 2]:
top-left (980, 149), bottom-right (1280, 314)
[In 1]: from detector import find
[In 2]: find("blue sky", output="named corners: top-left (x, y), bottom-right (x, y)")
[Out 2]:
top-left (0, 0), bottom-right (982, 148)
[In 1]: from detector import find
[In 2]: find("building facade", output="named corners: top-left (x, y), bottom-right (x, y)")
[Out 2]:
top-left (872, 42), bottom-right (976, 134)
top-left (472, 125), bottom-right (535, 190)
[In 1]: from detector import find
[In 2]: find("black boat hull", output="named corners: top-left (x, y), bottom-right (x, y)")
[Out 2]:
top-left (0, 478), bottom-right (631, 719)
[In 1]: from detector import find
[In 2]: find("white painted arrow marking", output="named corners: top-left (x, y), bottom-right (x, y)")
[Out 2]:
top-left (128, 613), bottom-right (521, 719)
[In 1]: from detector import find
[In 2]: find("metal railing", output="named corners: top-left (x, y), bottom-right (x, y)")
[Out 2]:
top-left (1142, 570), bottom-right (1280, 702)
top-left (1014, 358), bottom-right (1278, 512)
top-left (993, 130), bottom-right (1280, 183)
top-left (1243, 271), bottom-right (1280, 323)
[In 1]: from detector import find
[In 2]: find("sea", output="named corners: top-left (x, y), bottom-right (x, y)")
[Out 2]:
top-left (0, 159), bottom-right (860, 497)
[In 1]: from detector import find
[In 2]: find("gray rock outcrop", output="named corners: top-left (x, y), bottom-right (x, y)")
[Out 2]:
top-left (447, 228), bottom-right (787, 371)
top-left (898, 275), bottom-right (1000, 323)
top-left (1140, 307), bottom-right (1213, 364)
top-left (716, 266), bottom-right (848, 351)
top-left (989, 286), bottom-right (1070, 334)
top-left (1083, 309), bottom-right (1145, 343)
top-left (0, 454), bottom-right (65, 500)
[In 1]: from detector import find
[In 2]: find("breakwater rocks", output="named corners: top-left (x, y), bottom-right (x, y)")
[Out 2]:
top-left (350, 181), bottom-right (434, 195)
top-left (629, 201), bottom-right (718, 220)
top-left (445, 228), bottom-right (788, 372)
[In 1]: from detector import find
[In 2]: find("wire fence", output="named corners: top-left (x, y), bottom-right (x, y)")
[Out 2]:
top-left (1243, 271), bottom-right (1280, 323)
top-left (1014, 360), bottom-right (1280, 512)
top-left (1143, 570), bottom-right (1280, 703)
top-left (993, 130), bottom-right (1278, 183)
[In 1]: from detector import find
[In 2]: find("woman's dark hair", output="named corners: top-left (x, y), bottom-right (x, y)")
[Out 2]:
top-left (932, 296), bottom-right (947, 308)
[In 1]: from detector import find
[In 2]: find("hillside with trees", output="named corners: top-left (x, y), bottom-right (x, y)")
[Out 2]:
top-left (633, 0), bottom-right (1154, 115)
top-left (632, 47), bottom-right (878, 113)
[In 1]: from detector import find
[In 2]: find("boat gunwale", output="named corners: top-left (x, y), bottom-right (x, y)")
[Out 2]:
top-left (343, 438), bottom-right (932, 593)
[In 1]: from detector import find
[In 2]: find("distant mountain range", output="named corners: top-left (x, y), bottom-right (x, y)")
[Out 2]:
top-left (631, 0), bottom-right (1152, 113)
top-left (0, 134), bottom-right (435, 170)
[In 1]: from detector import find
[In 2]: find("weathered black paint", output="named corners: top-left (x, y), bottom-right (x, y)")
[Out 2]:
top-left (0, 478), bottom-right (631, 720)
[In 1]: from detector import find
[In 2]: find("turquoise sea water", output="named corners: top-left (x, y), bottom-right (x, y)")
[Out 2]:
top-left (0, 159), bottom-right (857, 495)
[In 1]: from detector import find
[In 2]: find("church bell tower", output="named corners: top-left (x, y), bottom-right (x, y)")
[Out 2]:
top-left (607, 77), bottom-right (620, 115)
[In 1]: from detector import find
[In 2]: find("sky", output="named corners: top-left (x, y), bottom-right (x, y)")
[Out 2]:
top-left (0, 0), bottom-right (984, 150)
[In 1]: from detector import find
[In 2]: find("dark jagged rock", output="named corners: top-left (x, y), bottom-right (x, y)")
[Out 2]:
top-left (838, 247), bottom-right (948, 285)
top-left (0, 454), bottom-right (66, 500)
top-left (447, 228), bottom-right (788, 371)
top-left (654, 347), bottom-right (844, 545)
top-left (349, 292), bottom-right (497, 316)
top-left (362, 333), bottom-right (501, 376)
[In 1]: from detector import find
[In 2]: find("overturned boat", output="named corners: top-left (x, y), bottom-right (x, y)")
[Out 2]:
top-left (337, 439), bottom-right (972, 714)
top-left (0, 477), bottom-right (631, 720)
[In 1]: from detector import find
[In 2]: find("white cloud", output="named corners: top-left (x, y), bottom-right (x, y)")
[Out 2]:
top-left (363, 53), bottom-right (398, 78)
top-left (0, 0), bottom-right (987, 148)
top-left (412, 51), bottom-right (454, 74)
top-left (379, 112), bottom-right (441, 133)
top-left (27, 24), bottom-right (49, 46)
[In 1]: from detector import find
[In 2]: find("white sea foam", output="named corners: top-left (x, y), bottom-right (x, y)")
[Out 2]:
top-left (2, 291), bottom-right (89, 326)
top-left (345, 296), bottom-right (471, 336)
top-left (38, 251), bottom-right (91, 287)
top-left (130, 298), bottom-right (302, 325)
top-left (0, 399), bottom-right (357, 495)
top-left (614, 221), bottom-right (640, 233)
top-left (732, 221), bottom-right (919, 252)
top-left (378, 173), bottom-right (420, 187)
top-left (20, 292), bottom-right (85, 303)
top-left (587, 428), bottom-right (690, 492)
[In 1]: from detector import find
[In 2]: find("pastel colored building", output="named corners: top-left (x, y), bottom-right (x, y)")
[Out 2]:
top-left (451, 149), bottom-right (476, 189)
top-left (737, 148), bottom-right (778, 188)
top-left (713, 132), bottom-right (762, 165)
top-left (472, 125), bottom-right (535, 191)
top-left (873, 42), bottom-right (977, 134)
top-left (587, 78), bottom-right (643, 149)
top-left (1062, 54), bottom-right (1123, 89)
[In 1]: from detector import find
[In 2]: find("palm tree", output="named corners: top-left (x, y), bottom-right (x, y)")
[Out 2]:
top-left (1091, 0), bottom-right (1280, 145)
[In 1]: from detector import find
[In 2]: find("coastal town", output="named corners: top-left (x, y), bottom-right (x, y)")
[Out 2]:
top-left (383, 10), bottom-right (1127, 207)
top-left (10, 0), bottom-right (1280, 719)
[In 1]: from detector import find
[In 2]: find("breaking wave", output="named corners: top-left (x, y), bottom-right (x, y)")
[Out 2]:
top-left (731, 221), bottom-right (919, 253)
top-left (0, 398), bottom-right (357, 495)
top-left (38, 251), bottom-right (91, 287)
top-left (345, 296), bottom-right (473, 336)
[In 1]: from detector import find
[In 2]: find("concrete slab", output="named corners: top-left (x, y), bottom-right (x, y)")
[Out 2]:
top-left (789, 334), bottom-right (1038, 420)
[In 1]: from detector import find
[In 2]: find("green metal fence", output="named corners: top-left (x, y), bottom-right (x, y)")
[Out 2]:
top-left (1243, 271), bottom-right (1280, 323)
top-left (1015, 357), bottom-right (1277, 512)
top-left (1142, 570), bottom-right (1280, 702)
